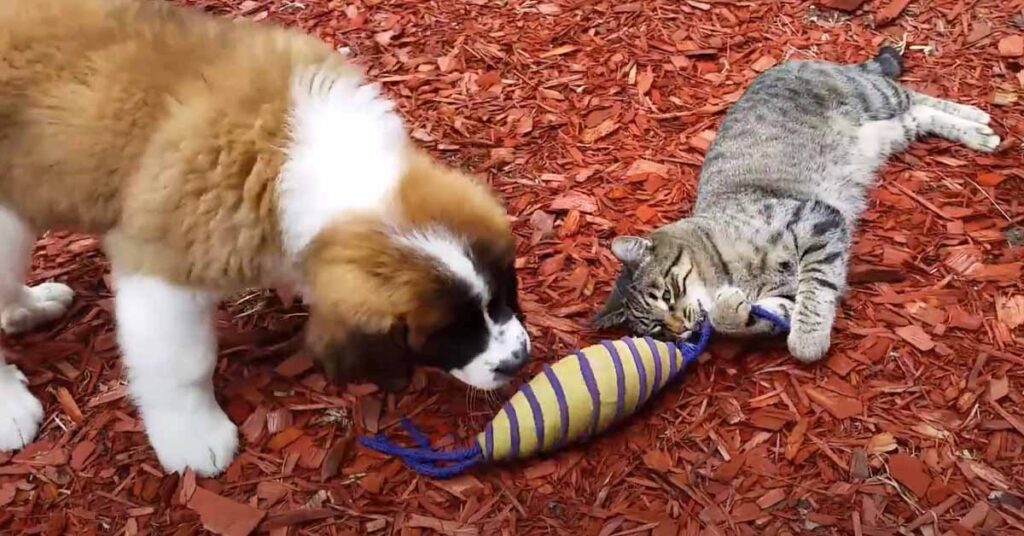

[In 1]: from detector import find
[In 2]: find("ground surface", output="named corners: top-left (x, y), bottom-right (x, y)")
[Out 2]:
top-left (2, 0), bottom-right (1024, 535)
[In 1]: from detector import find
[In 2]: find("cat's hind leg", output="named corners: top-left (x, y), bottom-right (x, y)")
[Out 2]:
top-left (856, 115), bottom-right (919, 159)
top-left (857, 104), bottom-right (999, 158)
top-left (908, 104), bottom-right (1000, 153)
top-left (910, 92), bottom-right (990, 125)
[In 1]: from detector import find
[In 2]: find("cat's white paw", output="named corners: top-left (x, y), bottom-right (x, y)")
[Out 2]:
top-left (950, 121), bottom-right (1000, 153)
top-left (787, 328), bottom-right (831, 363)
top-left (0, 364), bottom-right (44, 451)
top-left (1, 283), bottom-right (75, 334)
top-left (962, 127), bottom-right (1000, 153)
top-left (665, 302), bottom-right (702, 338)
top-left (710, 286), bottom-right (751, 332)
top-left (144, 403), bottom-right (239, 477)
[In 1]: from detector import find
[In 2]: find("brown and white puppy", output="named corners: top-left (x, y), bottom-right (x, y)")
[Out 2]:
top-left (0, 0), bottom-right (529, 475)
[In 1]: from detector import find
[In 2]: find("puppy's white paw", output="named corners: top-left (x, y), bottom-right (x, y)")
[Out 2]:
top-left (145, 404), bottom-right (239, 477)
top-left (1, 283), bottom-right (75, 334)
top-left (0, 364), bottom-right (44, 451)
top-left (787, 328), bottom-right (832, 363)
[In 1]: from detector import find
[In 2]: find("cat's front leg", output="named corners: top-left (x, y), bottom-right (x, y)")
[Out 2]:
top-left (709, 286), bottom-right (750, 333)
top-left (789, 252), bottom-right (848, 361)
top-left (788, 292), bottom-right (838, 363)
top-left (711, 286), bottom-right (792, 336)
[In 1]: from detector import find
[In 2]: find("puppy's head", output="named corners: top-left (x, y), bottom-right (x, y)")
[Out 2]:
top-left (302, 154), bottom-right (529, 391)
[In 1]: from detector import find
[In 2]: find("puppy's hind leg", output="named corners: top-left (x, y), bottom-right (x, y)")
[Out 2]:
top-left (0, 207), bottom-right (46, 450)
top-left (0, 209), bottom-right (75, 336)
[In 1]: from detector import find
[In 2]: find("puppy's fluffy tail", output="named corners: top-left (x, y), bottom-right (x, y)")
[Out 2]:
top-left (861, 46), bottom-right (903, 78)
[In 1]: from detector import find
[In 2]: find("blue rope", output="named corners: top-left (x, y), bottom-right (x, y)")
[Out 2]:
top-left (400, 418), bottom-right (433, 448)
top-left (750, 303), bottom-right (791, 333)
top-left (677, 310), bottom-right (714, 367)
top-left (357, 418), bottom-right (484, 479)
top-left (357, 305), bottom-right (791, 479)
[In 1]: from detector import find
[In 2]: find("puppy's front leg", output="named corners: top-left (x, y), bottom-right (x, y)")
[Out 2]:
top-left (113, 273), bottom-right (238, 476)
top-left (0, 352), bottom-right (44, 451)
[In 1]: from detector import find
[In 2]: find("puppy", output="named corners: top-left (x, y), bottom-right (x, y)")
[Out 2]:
top-left (0, 0), bottom-right (530, 476)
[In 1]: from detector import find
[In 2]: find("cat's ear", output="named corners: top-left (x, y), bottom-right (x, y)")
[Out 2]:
top-left (593, 269), bottom-right (632, 329)
top-left (610, 236), bottom-right (651, 266)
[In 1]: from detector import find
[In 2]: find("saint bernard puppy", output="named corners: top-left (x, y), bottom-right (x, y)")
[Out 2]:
top-left (0, 0), bottom-right (530, 475)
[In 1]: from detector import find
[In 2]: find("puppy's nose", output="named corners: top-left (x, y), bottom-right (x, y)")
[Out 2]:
top-left (493, 347), bottom-right (529, 376)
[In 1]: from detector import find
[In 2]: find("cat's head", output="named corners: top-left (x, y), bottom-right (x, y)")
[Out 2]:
top-left (593, 231), bottom-right (706, 337)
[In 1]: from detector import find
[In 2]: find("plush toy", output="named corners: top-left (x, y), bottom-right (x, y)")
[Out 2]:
top-left (359, 305), bottom-right (789, 478)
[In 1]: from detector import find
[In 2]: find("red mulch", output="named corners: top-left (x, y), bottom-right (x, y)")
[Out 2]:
top-left (2, 0), bottom-right (1023, 535)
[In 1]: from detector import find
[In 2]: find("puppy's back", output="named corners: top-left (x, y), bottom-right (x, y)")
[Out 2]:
top-left (0, 0), bottom-right (342, 233)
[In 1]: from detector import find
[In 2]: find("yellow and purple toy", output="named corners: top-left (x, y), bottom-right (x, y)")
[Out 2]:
top-left (359, 305), bottom-right (789, 478)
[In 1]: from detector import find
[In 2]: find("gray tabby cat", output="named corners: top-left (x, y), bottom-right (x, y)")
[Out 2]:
top-left (594, 47), bottom-right (999, 362)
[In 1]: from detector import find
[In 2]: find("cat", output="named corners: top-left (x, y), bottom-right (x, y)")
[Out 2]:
top-left (594, 47), bottom-right (999, 362)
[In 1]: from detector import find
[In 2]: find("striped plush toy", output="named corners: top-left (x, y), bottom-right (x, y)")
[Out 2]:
top-left (359, 305), bottom-right (789, 478)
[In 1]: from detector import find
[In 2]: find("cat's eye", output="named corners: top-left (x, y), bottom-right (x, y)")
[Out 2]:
top-left (662, 288), bottom-right (672, 303)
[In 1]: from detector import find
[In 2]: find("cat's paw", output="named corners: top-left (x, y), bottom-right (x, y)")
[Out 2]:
top-left (665, 302), bottom-right (702, 338)
top-left (787, 327), bottom-right (831, 363)
top-left (961, 123), bottom-right (1001, 153)
top-left (710, 287), bottom-right (751, 332)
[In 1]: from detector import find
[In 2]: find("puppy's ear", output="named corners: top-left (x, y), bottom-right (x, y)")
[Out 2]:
top-left (307, 318), bottom-right (414, 393)
top-left (593, 268), bottom-right (633, 329)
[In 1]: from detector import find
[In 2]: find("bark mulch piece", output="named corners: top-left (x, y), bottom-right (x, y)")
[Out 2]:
top-left (2, 0), bottom-right (1023, 534)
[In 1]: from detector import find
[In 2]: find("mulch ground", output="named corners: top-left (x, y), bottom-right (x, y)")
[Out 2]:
top-left (2, 0), bottom-right (1023, 535)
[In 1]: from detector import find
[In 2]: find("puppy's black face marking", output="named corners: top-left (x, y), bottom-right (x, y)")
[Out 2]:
top-left (311, 323), bottom-right (414, 393)
top-left (417, 260), bottom-right (529, 389)
top-left (416, 288), bottom-right (489, 372)
top-left (485, 260), bottom-right (523, 323)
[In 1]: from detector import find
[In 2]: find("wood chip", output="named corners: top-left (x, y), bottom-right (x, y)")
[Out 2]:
top-left (888, 454), bottom-right (931, 497)
top-left (756, 488), bottom-right (788, 509)
top-left (998, 35), bottom-right (1024, 57)
top-left (187, 487), bottom-right (266, 536)
top-left (818, 0), bottom-right (866, 11)
top-left (996, 295), bottom-right (1024, 329)
top-left (875, 0), bottom-right (912, 25)
top-left (894, 325), bottom-right (935, 351)
top-left (642, 450), bottom-right (673, 472)
top-left (805, 387), bottom-right (862, 419)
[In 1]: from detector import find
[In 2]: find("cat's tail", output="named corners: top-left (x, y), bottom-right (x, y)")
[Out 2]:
top-left (859, 46), bottom-right (903, 78)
